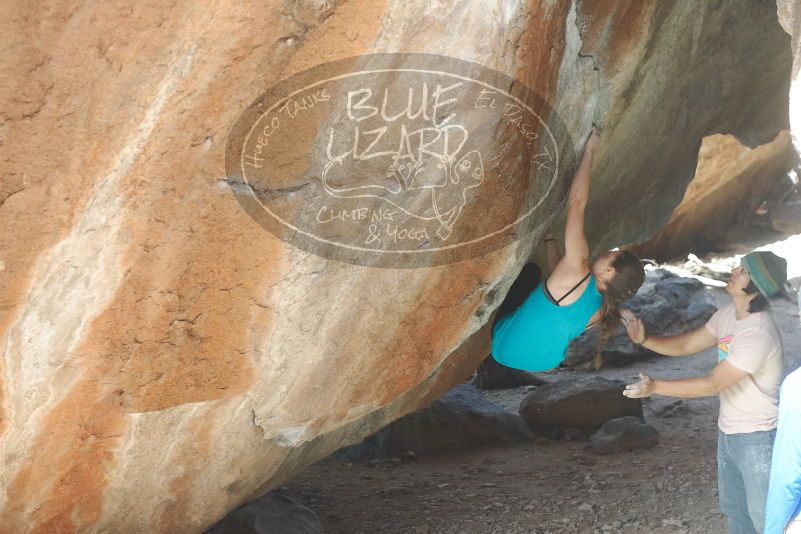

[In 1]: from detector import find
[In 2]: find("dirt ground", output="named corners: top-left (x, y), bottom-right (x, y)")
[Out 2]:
top-left (283, 231), bottom-right (801, 534)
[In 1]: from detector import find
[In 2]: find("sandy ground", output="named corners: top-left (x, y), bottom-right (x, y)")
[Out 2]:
top-left (283, 230), bottom-right (801, 534)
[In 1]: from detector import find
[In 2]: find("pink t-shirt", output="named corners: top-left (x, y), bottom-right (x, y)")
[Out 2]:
top-left (704, 303), bottom-right (783, 434)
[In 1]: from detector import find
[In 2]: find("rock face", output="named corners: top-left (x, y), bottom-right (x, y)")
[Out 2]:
top-left (631, 131), bottom-right (797, 262)
top-left (564, 270), bottom-right (717, 368)
top-left (778, 0), bottom-right (801, 157)
top-left (340, 384), bottom-right (532, 460)
top-left (0, 1), bottom-right (792, 532)
top-left (518, 377), bottom-right (642, 433)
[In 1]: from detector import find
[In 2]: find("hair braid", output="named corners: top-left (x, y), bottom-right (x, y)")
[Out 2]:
top-left (592, 250), bottom-right (645, 369)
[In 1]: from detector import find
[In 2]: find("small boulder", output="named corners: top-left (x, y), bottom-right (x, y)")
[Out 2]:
top-left (518, 376), bottom-right (642, 433)
top-left (651, 398), bottom-right (694, 418)
top-left (204, 492), bottom-right (321, 534)
top-left (589, 416), bottom-right (659, 455)
top-left (340, 384), bottom-right (532, 460)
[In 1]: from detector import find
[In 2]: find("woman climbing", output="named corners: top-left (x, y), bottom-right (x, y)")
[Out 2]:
top-left (490, 127), bottom-right (646, 371)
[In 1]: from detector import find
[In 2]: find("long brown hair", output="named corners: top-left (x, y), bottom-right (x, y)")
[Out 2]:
top-left (593, 250), bottom-right (645, 368)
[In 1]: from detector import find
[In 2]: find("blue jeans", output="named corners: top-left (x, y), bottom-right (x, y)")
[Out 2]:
top-left (718, 429), bottom-right (777, 534)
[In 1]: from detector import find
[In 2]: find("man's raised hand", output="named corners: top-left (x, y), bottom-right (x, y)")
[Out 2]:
top-left (620, 308), bottom-right (646, 344)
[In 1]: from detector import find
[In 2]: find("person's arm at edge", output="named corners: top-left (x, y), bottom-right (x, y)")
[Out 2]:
top-left (766, 373), bottom-right (801, 534)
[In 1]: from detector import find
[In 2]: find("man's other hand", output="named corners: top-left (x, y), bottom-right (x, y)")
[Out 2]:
top-left (624, 373), bottom-right (655, 398)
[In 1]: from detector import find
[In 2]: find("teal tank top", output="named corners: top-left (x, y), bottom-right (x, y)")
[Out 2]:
top-left (491, 275), bottom-right (603, 372)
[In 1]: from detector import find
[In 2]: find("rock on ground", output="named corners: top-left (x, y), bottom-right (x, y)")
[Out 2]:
top-left (205, 492), bottom-right (321, 534)
top-left (518, 376), bottom-right (642, 434)
top-left (589, 416), bottom-right (659, 455)
top-left (340, 385), bottom-right (532, 460)
top-left (651, 398), bottom-right (695, 418)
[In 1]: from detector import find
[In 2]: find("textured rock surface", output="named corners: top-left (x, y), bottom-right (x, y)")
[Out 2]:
top-left (567, 1), bottom-right (790, 253)
top-left (0, 1), bottom-right (792, 532)
top-left (778, 0), bottom-right (801, 157)
top-left (632, 131), bottom-right (797, 262)
top-left (340, 384), bottom-right (532, 460)
top-left (589, 416), bottom-right (659, 455)
top-left (564, 270), bottom-right (717, 368)
top-left (518, 377), bottom-right (642, 433)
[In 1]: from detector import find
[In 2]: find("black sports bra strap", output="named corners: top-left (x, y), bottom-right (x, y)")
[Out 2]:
top-left (584, 317), bottom-right (600, 330)
top-left (555, 272), bottom-right (592, 303)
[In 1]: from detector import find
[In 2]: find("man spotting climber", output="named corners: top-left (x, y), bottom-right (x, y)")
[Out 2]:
top-left (621, 250), bottom-right (787, 534)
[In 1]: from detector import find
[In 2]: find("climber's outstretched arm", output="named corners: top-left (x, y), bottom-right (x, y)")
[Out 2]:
top-left (559, 128), bottom-right (599, 272)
